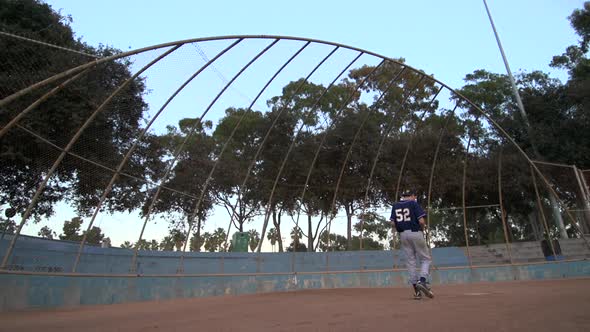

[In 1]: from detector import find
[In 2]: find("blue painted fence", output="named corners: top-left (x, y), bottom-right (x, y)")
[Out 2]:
top-left (1, 234), bottom-right (589, 311)
top-left (0, 234), bottom-right (469, 274)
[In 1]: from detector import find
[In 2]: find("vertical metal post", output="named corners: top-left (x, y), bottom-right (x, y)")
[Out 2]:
top-left (2, 45), bottom-right (179, 270)
top-left (497, 150), bottom-right (513, 264)
top-left (461, 133), bottom-right (475, 268)
top-left (573, 166), bottom-right (590, 234)
top-left (426, 105), bottom-right (458, 250)
top-left (483, 0), bottom-right (568, 239)
top-left (531, 165), bottom-right (557, 258)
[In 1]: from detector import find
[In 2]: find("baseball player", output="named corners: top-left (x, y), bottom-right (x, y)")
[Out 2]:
top-left (390, 190), bottom-right (433, 299)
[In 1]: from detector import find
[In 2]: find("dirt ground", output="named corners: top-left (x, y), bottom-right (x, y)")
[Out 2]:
top-left (1, 278), bottom-right (589, 332)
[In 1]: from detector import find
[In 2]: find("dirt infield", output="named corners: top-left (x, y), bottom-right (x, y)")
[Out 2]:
top-left (1, 278), bottom-right (589, 332)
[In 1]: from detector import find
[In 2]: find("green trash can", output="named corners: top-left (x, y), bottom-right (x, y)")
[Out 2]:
top-left (231, 232), bottom-right (250, 252)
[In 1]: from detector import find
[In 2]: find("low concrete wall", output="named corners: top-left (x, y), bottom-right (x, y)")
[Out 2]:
top-left (1, 260), bottom-right (589, 311)
top-left (0, 235), bottom-right (469, 274)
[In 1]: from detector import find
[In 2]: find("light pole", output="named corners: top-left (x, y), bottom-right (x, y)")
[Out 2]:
top-left (482, 0), bottom-right (568, 238)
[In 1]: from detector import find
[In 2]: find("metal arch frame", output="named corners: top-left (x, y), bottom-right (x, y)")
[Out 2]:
top-left (342, 66), bottom-right (412, 250)
top-left (1, 35), bottom-right (586, 271)
top-left (176, 39), bottom-right (309, 272)
top-left (132, 38), bottom-right (278, 272)
top-left (354, 78), bottom-right (443, 254)
top-left (254, 52), bottom-right (365, 253)
top-left (218, 43), bottom-right (339, 250)
top-left (332, 73), bottom-right (439, 251)
top-left (289, 59), bottom-right (387, 254)
top-left (1, 44), bottom-right (183, 269)
top-left (75, 39), bottom-right (245, 273)
top-left (460, 122), bottom-right (478, 268)
top-left (497, 149), bottom-right (514, 264)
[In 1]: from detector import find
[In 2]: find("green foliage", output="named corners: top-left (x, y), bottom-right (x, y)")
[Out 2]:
top-left (0, 0), bottom-right (163, 220)
top-left (248, 229), bottom-right (260, 252)
top-left (190, 233), bottom-right (206, 252)
top-left (0, 218), bottom-right (16, 234)
top-left (120, 241), bottom-right (133, 249)
top-left (134, 239), bottom-right (159, 251)
top-left (58, 217), bottom-right (104, 244)
top-left (203, 227), bottom-right (227, 252)
top-left (37, 226), bottom-right (55, 239)
top-left (59, 217), bottom-right (83, 242)
top-left (2, 2), bottom-right (589, 250)
top-left (159, 236), bottom-right (175, 251)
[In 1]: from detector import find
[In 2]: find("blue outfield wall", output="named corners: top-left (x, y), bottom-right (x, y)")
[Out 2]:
top-left (2, 260), bottom-right (590, 311)
top-left (0, 235), bottom-right (469, 274)
top-left (1, 235), bottom-right (589, 311)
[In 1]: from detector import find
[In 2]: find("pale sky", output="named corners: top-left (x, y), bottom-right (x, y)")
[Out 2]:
top-left (18, 0), bottom-right (587, 250)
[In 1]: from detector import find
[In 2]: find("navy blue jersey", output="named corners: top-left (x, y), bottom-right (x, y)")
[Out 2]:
top-left (390, 200), bottom-right (427, 232)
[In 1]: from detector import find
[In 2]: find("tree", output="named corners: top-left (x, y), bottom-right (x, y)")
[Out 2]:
top-left (159, 236), bottom-right (175, 251)
top-left (150, 118), bottom-right (216, 251)
top-left (170, 229), bottom-right (186, 252)
top-left (190, 233), bottom-right (206, 252)
top-left (58, 216), bottom-right (105, 244)
top-left (212, 108), bottom-right (265, 233)
top-left (135, 239), bottom-right (153, 250)
top-left (248, 229), bottom-right (260, 252)
top-left (266, 227), bottom-right (280, 252)
top-left (59, 217), bottom-right (83, 242)
top-left (0, 213), bottom-right (16, 247)
top-left (203, 228), bottom-right (227, 252)
top-left (0, 218), bottom-right (16, 235)
top-left (355, 211), bottom-right (390, 249)
top-left (318, 231), bottom-right (347, 252)
top-left (84, 226), bottom-right (105, 245)
top-left (120, 241), bottom-right (133, 249)
top-left (0, 0), bottom-right (163, 220)
top-left (38, 226), bottom-right (56, 239)
top-left (286, 226), bottom-right (307, 252)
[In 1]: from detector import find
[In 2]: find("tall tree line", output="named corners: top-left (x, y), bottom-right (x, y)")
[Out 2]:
top-left (1, 0), bottom-right (589, 251)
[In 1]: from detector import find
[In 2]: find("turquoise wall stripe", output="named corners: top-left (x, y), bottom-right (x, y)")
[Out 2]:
top-left (1, 260), bottom-right (589, 311)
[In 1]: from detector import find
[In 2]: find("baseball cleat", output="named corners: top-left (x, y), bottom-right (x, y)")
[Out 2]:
top-left (416, 281), bottom-right (434, 299)
top-left (413, 290), bottom-right (422, 300)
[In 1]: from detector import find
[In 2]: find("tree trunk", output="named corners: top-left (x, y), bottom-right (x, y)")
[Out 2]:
top-left (345, 203), bottom-right (352, 251)
top-left (273, 209), bottom-right (284, 252)
top-left (195, 218), bottom-right (202, 252)
top-left (307, 214), bottom-right (313, 252)
top-left (574, 166), bottom-right (590, 234)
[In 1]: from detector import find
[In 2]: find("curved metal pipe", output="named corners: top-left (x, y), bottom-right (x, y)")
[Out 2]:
top-left (1, 35), bottom-right (552, 219)
top-left (15, 123), bottom-right (199, 200)
top-left (325, 67), bottom-right (409, 249)
top-left (72, 39), bottom-right (242, 272)
top-left (359, 85), bottom-right (443, 249)
top-left (177, 40), bottom-right (309, 270)
top-left (426, 105), bottom-right (459, 242)
top-left (255, 52), bottom-right (364, 252)
top-left (0, 68), bottom-right (93, 139)
top-left (130, 39), bottom-right (276, 272)
top-left (356, 73), bottom-right (433, 248)
top-left (173, 39), bottom-right (287, 269)
top-left (290, 59), bottom-right (387, 254)
top-left (461, 131), bottom-right (476, 268)
top-left (1, 44), bottom-right (182, 269)
top-left (497, 149), bottom-right (513, 264)
top-left (531, 165), bottom-right (590, 250)
top-left (1, 35), bottom-right (565, 271)
top-left (72, 44), bottom-right (186, 272)
top-left (219, 43), bottom-right (338, 249)
top-left (530, 165), bottom-right (557, 258)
